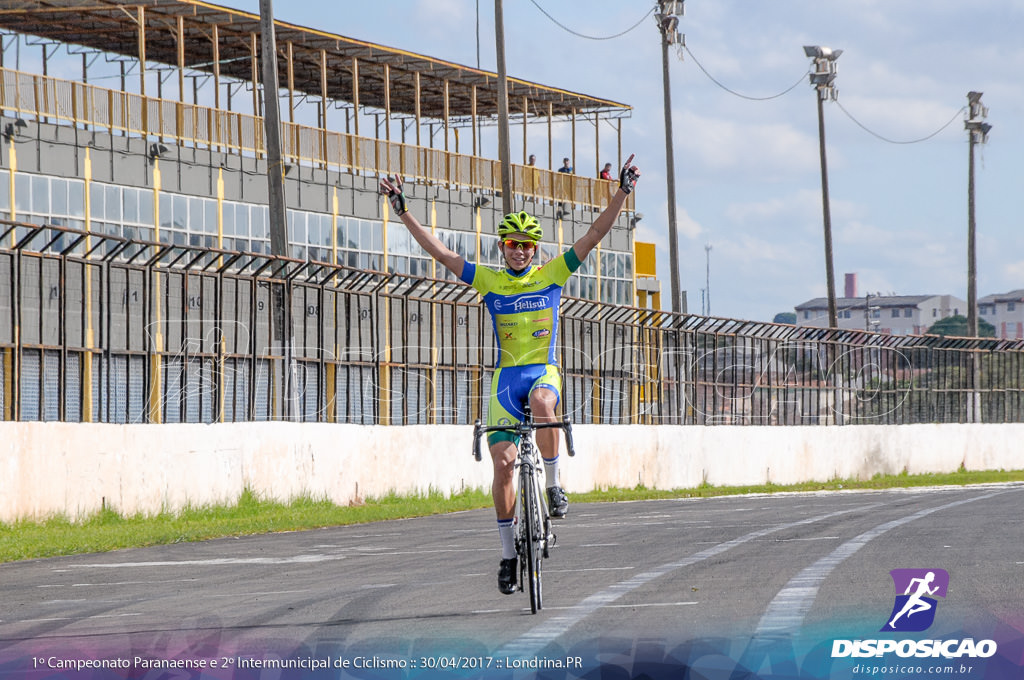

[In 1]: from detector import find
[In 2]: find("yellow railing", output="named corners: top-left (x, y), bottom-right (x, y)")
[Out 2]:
top-left (0, 67), bottom-right (630, 212)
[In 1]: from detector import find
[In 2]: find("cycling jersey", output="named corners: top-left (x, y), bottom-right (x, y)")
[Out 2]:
top-left (460, 249), bottom-right (583, 368)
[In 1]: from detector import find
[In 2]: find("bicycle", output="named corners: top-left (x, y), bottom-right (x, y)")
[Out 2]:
top-left (473, 405), bottom-right (576, 614)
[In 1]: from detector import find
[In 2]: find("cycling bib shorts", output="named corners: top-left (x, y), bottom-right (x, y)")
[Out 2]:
top-left (486, 363), bottom-right (562, 445)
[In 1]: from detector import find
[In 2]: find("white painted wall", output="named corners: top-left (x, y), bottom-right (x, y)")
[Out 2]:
top-left (2, 422), bottom-right (1022, 521)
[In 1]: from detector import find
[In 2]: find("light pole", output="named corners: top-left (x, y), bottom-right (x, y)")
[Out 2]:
top-left (657, 0), bottom-right (684, 313)
top-left (864, 293), bottom-right (879, 332)
top-left (704, 242), bottom-right (712, 316)
top-left (965, 91), bottom-right (991, 338)
top-left (804, 45), bottom-right (841, 329)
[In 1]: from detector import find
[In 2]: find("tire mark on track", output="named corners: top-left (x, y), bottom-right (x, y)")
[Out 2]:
top-left (496, 501), bottom-right (886, 657)
top-left (754, 489), bottom-right (1013, 637)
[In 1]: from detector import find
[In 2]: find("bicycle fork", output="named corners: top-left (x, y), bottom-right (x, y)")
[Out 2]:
top-left (516, 460), bottom-right (554, 555)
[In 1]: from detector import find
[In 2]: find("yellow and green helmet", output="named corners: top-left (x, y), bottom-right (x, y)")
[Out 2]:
top-left (497, 211), bottom-right (543, 242)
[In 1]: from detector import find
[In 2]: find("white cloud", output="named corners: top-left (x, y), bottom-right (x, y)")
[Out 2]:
top-left (676, 111), bottom-right (820, 176)
top-left (1002, 261), bottom-right (1024, 283)
top-left (414, 0), bottom-right (468, 45)
top-left (677, 205), bottom-right (704, 240)
top-left (727, 234), bottom-right (803, 268)
top-left (633, 203), bottom-right (704, 249)
top-left (725, 189), bottom-right (818, 225)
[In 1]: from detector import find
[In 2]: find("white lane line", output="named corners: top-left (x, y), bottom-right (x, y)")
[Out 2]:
top-left (566, 522), bottom-right (669, 528)
top-left (231, 590), bottom-right (311, 597)
top-left (545, 601), bottom-right (699, 611)
top-left (494, 502), bottom-right (886, 658)
top-left (71, 579), bottom-right (198, 587)
top-left (547, 566), bottom-right (634, 573)
top-left (22, 617), bottom-right (73, 622)
top-left (472, 602), bottom-right (698, 615)
top-left (23, 613), bottom-right (143, 623)
top-left (342, 547), bottom-right (492, 557)
top-left (61, 555), bottom-right (344, 568)
top-left (40, 579), bottom-right (196, 589)
top-left (200, 586), bottom-right (390, 599)
top-left (570, 522), bottom-right (780, 530)
top-left (774, 537), bottom-right (840, 542)
top-left (754, 490), bottom-right (1009, 637)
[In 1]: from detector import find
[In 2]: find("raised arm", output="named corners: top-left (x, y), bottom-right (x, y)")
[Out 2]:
top-left (379, 175), bottom-right (466, 279)
top-left (571, 154), bottom-right (641, 263)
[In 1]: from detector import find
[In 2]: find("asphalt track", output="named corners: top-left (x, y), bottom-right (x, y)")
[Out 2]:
top-left (2, 484), bottom-right (1023, 678)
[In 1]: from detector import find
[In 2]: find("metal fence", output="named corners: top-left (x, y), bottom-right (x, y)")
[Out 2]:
top-left (5, 221), bottom-right (1024, 426)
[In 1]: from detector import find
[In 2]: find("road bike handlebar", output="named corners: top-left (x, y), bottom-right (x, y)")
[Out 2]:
top-left (472, 416), bottom-right (576, 461)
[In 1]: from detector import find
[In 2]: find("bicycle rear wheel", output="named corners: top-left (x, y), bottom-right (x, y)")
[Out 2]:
top-left (521, 468), bottom-right (543, 613)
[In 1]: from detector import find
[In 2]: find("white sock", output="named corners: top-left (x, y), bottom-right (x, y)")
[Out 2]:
top-left (544, 455), bottom-right (560, 489)
top-left (497, 519), bottom-right (516, 560)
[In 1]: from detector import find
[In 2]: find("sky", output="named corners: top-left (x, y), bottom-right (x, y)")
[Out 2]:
top-left (42, 0), bottom-right (1024, 323)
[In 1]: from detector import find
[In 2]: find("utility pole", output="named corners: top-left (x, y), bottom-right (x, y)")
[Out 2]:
top-left (804, 46), bottom-right (842, 329)
top-left (259, 0), bottom-right (297, 419)
top-left (494, 0), bottom-right (512, 215)
top-left (657, 0), bottom-right (684, 313)
top-left (259, 0), bottom-right (289, 260)
top-left (965, 91), bottom-right (991, 338)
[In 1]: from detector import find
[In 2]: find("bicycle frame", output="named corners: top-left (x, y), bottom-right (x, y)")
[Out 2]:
top-left (473, 406), bottom-right (575, 613)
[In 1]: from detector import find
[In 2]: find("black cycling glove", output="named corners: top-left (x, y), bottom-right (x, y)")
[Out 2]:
top-left (381, 177), bottom-right (409, 216)
top-left (619, 162), bottom-right (641, 195)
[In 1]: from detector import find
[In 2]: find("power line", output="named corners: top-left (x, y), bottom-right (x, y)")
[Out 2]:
top-left (527, 0), bottom-right (655, 41)
top-left (836, 101), bottom-right (967, 144)
top-left (683, 44), bottom-right (808, 101)
top-left (684, 40), bottom-right (967, 144)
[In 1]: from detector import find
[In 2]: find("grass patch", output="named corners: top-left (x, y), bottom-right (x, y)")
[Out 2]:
top-left (0, 488), bottom-right (493, 564)
top-left (2, 469), bottom-right (1023, 564)
top-left (573, 467), bottom-right (1024, 503)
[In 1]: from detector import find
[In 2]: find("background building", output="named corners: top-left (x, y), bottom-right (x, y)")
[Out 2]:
top-left (0, 0), bottom-right (640, 305)
top-left (795, 273), bottom-right (966, 335)
top-left (979, 290), bottom-right (1024, 339)
top-left (795, 294), bottom-right (967, 336)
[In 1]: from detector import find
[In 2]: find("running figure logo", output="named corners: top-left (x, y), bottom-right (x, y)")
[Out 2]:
top-left (882, 568), bottom-right (949, 632)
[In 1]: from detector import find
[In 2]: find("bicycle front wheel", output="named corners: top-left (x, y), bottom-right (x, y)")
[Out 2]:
top-left (521, 468), bottom-right (543, 613)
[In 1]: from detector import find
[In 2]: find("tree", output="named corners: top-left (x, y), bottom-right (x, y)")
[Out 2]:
top-left (926, 314), bottom-right (996, 338)
top-left (773, 312), bottom-right (797, 325)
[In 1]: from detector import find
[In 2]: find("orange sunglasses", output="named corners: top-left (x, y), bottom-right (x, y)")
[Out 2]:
top-left (502, 238), bottom-right (537, 251)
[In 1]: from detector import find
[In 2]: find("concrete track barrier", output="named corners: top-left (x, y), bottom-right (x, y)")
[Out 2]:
top-left (2, 422), bottom-right (1022, 521)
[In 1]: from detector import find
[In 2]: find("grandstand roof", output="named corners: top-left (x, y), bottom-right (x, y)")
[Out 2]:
top-left (0, 0), bottom-right (631, 122)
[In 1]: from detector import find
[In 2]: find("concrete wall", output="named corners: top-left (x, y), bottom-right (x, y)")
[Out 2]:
top-left (3, 422), bottom-right (1023, 522)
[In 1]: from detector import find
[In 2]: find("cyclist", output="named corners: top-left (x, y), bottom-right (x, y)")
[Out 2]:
top-left (379, 155), bottom-right (640, 595)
